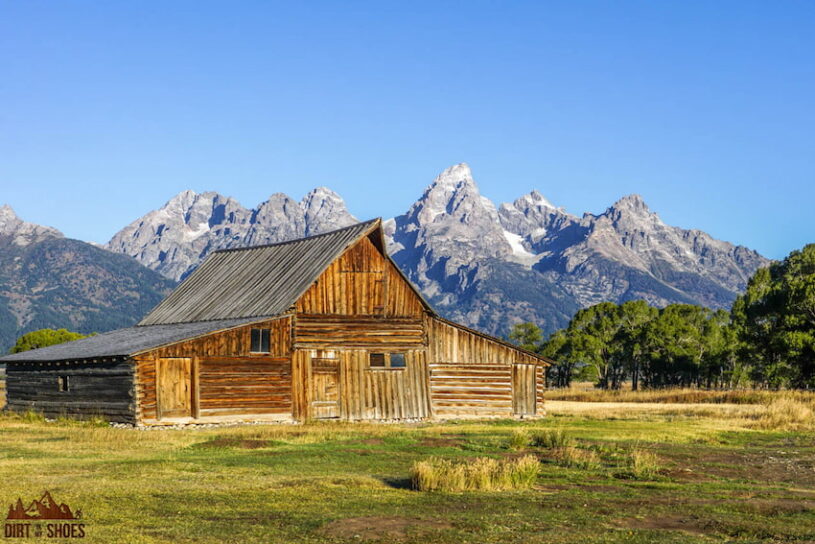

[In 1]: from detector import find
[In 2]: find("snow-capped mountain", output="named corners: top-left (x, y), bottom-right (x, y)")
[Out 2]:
top-left (107, 187), bottom-right (358, 280)
top-left (105, 163), bottom-right (770, 336)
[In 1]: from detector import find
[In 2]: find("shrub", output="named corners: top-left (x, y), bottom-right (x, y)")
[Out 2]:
top-left (755, 396), bottom-right (814, 430)
top-left (625, 449), bottom-right (662, 479)
top-left (550, 446), bottom-right (601, 469)
top-left (411, 455), bottom-right (540, 492)
top-left (507, 430), bottom-right (529, 450)
top-left (530, 429), bottom-right (574, 449)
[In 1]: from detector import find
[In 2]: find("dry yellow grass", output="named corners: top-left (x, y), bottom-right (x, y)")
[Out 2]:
top-left (754, 395), bottom-right (815, 430)
top-left (550, 446), bottom-right (601, 469)
top-left (545, 383), bottom-right (815, 405)
top-left (627, 448), bottom-right (662, 478)
top-left (411, 455), bottom-right (540, 492)
top-left (545, 400), bottom-right (764, 418)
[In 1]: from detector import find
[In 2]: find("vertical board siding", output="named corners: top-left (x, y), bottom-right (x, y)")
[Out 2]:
top-left (512, 364), bottom-right (537, 416)
top-left (296, 236), bottom-right (425, 317)
top-left (337, 350), bottom-right (429, 421)
top-left (5, 361), bottom-right (136, 423)
top-left (134, 317), bottom-right (291, 423)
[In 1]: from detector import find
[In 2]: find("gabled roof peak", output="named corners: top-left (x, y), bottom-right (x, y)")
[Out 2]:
top-left (138, 218), bottom-right (431, 326)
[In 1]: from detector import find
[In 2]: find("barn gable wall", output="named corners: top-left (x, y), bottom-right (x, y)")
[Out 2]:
top-left (295, 235), bottom-right (426, 318)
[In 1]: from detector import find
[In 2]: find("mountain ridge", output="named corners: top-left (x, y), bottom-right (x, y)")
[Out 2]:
top-left (103, 163), bottom-right (769, 336)
top-left (0, 205), bottom-right (176, 352)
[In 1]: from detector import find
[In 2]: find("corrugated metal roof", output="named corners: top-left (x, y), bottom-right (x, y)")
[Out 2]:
top-left (139, 219), bottom-right (382, 325)
top-left (0, 317), bottom-right (264, 363)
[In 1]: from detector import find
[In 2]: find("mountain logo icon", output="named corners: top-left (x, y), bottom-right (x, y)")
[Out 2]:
top-left (5, 491), bottom-right (81, 521)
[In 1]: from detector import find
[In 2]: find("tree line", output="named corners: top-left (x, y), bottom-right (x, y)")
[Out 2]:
top-left (511, 244), bottom-right (815, 390)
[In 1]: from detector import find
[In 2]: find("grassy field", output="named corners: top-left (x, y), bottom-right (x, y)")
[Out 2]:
top-left (0, 398), bottom-right (813, 544)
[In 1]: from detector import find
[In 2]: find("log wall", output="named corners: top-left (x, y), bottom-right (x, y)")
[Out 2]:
top-left (134, 317), bottom-right (291, 423)
top-left (426, 317), bottom-right (543, 418)
top-left (198, 356), bottom-right (291, 418)
top-left (4, 361), bottom-right (136, 423)
top-left (293, 315), bottom-right (425, 350)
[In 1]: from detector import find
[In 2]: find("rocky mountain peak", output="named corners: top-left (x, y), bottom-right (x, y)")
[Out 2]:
top-left (108, 186), bottom-right (358, 280)
top-left (609, 193), bottom-right (651, 214)
top-left (407, 162), bottom-right (497, 229)
top-left (591, 193), bottom-right (664, 234)
top-left (301, 187), bottom-right (357, 235)
top-left (0, 204), bottom-right (62, 246)
top-left (520, 189), bottom-right (556, 210)
top-left (434, 162), bottom-right (475, 187)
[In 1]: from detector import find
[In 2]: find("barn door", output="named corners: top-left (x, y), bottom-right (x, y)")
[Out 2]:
top-left (310, 350), bottom-right (341, 419)
top-left (157, 357), bottom-right (193, 419)
top-left (512, 364), bottom-right (537, 416)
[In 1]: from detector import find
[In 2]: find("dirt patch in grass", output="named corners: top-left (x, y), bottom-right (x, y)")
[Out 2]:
top-left (417, 437), bottom-right (464, 448)
top-left (357, 438), bottom-right (385, 445)
top-left (575, 484), bottom-right (621, 493)
top-left (321, 516), bottom-right (453, 541)
top-left (740, 498), bottom-right (815, 515)
top-left (656, 444), bottom-right (815, 486)
top-left (197, 438), bottom-right (270, 449)
top-left (620, 515), bottom-right (713, 535)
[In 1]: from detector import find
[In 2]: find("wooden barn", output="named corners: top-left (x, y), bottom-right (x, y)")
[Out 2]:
top-left (0, 219), bottom-right (551, 425)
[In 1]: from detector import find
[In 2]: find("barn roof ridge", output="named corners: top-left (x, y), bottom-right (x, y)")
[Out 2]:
top-left (211, 218), bottom-right (381, 255)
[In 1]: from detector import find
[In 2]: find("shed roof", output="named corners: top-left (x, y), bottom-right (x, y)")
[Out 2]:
top-left (0, 317), bottom-right (264, 363)
top-left (139, 219), bottom-right (403, 325)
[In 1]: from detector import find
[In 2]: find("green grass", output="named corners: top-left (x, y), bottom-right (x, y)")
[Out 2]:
top-left (0, 403), bottom-right (813, 543)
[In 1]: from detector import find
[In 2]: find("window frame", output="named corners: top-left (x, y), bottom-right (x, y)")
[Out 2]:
top-left (57, 375), bottom-right (70, 392)
top-left (368, 352), bottom-right (407, 370)
top-left (250, 328), bottom-right (271, 354)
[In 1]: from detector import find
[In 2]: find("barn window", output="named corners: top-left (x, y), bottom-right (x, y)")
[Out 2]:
top-left (57, 376), bottom-right (70, 392)
top-left (390, 353), bottom-right (406, 368)
top-left (368, 353), bottom-right (406, 369)
top-left (250, 328), bottom-right (271, 353)
top-left (369, 353), bottom-right (386, 367)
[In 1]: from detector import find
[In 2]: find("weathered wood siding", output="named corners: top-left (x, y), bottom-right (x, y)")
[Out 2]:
top-left (339, 350), bottom-right (430, 420)
top-left (426, 317), bottom-right (543, 418)
top-left (4, 361), bottom-right (136, 423)
top-left (429, 363), bottom-right (513, 417)
top-left (293, 315), bottom-right (425, 350)
top-left (512, 364), bottom-right (537, 416)
top-left (134, 317), bottom-right (291, 423)
top-left (295, 236), bottom-right (425, 317)
top-left (293, 349), bottom-right (431, 421)
top-left (198, 356), bottom-right (291, 418)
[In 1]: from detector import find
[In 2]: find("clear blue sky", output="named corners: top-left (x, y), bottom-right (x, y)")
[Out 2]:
top-left (1, 1), bottom-right (813, 258)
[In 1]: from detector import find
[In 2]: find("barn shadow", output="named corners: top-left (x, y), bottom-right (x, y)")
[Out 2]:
top-left (380, 476), bottom-right (413, 490)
